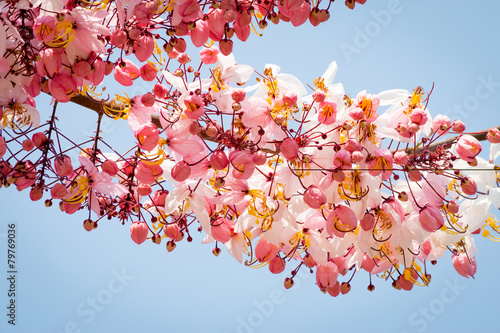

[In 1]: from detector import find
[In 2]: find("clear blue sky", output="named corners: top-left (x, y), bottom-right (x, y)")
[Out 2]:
top-left (1, 1), bottom-right (500, 333)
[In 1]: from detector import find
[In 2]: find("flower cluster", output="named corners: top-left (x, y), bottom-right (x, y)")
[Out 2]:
top-left (1, 0), bottom-right (500, 296)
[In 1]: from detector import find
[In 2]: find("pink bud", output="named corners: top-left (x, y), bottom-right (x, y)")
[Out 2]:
top-left (140, 62), bottom-right (158, 81)
top-left (73, 60), bottom-right (91, 78)
top-left (312, 90), bottom-right (326, 103)
top-left (280, 137), bottom-right (299, 161)
top-left (190, 20), bottom-right (210, 47)
top-left (419, 204), bottom-right (444, 232)
top-left (135, 123), bottom-right (159, 151)
top-left (22, 139), bottom-right (34, 152)
top-left (210, 150), bottom-right (229, 170)
top-left (211, 217), bottom-right (234, 243)
top-left (134, 35), bottom-right (155, 62)
top-left (163, 223), bottom-right (181, 241)
top-left (110, 29), bottom-right (128, 47)
top-left (327, 282), bottom-right (340, 297)
top-left (344, 139), bottom-right (362, 153)
top-left (101, 160), bottom-right (119, 176)
top-left (130, 221), bottom-right (149, 244)
top-left (153, 83), bottom-right (168, 98)
top-left (360, 212), bottom-right (375, 231)
top-left (171, 160), bottom-right (191, 182)
top-left (114, 59), bottom-right (140, 87)
top-left (452, 120), bottom-right (466, 133)
top-left (348, 107), bottom-right (364, 121)
top-left (63, 202), bottom-right (81, 215)
top-left (316, 261), bottom-right (339, 291)
top-left (50, 183), bottom-right (67, 199)
top-left (173, 38), bottom-right (187, 53)
top-left (303, 185), bottom-right (326, 209)
top-left (303, 253), bottom-right (316, 268)
top-left (151, 190), bottom-right (169, 207)
top-left (231, 89), bottom-right (246, 102)
top-left (447, 200), bottom-right (459, 214)
top-left (255, 237), bottom-right (279, 262)
top-left (219, 39), bottom-right (233, 56)
top-left (486, 128), bottom-right (500, 143)
top-left (54, 155), bottom-right (73, 177)
top-left (177, 53), bottom-right (191, 64)
top-left (0, 136), bottom-right (6, 159)
top-left (135, 162), bottom-right (163, 184)
top-left (393, 151), bottom-right (409, 165)
top-left (140, 93), bottom-right (156, 107)
top-left (432, 115), bottom-right (451, 134)
top-left (456, 135), bottom-right (481, 162)
top-left (269, 255), bottom-right (286, 274)
top-left (137, 183), bottom-right (152, 196)
top-left (452, 253), bottom-right (477, 278)
top-left (351, 151), bottom-right (363, 163)
top-left (30, 186), bottom-right (43, 201)
top-left (460, 177), bottom-right (477, 196)
top-left (409, 108), bottom-right (428, 125)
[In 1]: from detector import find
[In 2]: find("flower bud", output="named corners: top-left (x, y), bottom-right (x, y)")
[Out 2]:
top-left (32, 132), bottom-right (48, 148)
top-left (461, 177), bottom-right (477, 196)
top-left (54, 155), bottom-right (73, 177)
top-left (419, 204), bottom-right (444, 232)
top-left (452, 120), bottom-right (466, 133)
top-left (137, 183), bottom-right (152, 196)
top-left (101, 160), bottom-right (119, 176)
top-left (50, 183), bottom-right (67, 199)
top-left (452, 253), bottom-right (477, 278)
top-left (360, 212), bottom-right (375, 231)
top-left (447, 200), bottom-right (459, 214)
top-left (456, 135), bottom-right (482, 162)
top-left (22, 139), bottom-right (35, 152)
top-left (255, 237), bottom-right (279, 262)
top-left (284, 277), bottom-right (294, 289)
top-left (268, 255), bottom-right (286, 274)
top-left (210, 150), bottom-right (229, 170)
top-left (280, 137), bottom-right (299, 161)
top-left (211, 217), bottom-right (234, 243)
top-left (486, 127), bottom-right (500, 143)
top-left (303, 185), bottom-right (326, 209)
top-left (130, 221), bottom-right (149, 244)
top-left (30, 186), bottom-right (43, 201)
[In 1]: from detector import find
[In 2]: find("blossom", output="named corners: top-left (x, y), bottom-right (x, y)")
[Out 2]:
top-left (456, 135), bottom-right (482, 162)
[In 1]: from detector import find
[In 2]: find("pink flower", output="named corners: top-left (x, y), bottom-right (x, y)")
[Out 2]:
top-left (269, 255), bottom-right (286, 274)
top-left (303, 185), bottom-right (326, 209)
top-left (312, 90), bottom-right (326, 103)
top-left (130, 221), bottom-right (149, 244)
top-left (409, 108), bottom-right (428, 125)
top-left (456, 135), bottom-right (482, 162)
top-left (419, 204), bottom-right (444, 232)
top-left (327, 205), bottom-right (358, 237)
top-left (164, 223), bottom-right (182, 241)
top-left (140, 63), bottom-right (158, 81)
top-left (50, 183), bottom-right (68, 199)
top-left (316, 261), bottom-right (339, 292)
top-left (368, 148), bottom-right (393, 180)
top-left (452, 253), bottom-right (477, 278)
top-left (134, 161), bottom-right (163, 184)
top-left (432, 115), bottom-right (451, 134)
top-left (255, 237), bottom-right (280, 262)
top-left (101, 160), bottom-right (119, 176)
top-left (36, 48), bottom-right (62, 77)
top-left (393, 151), bottom-right (408, 165)
top-left (134, 35), bottom-right (155, 62)
top-left (184, 94), bottom-right (205, 119)
top-left (487, 128), bottom-right (500, 143)
top-left (317, 100), bottom-right (337, 125)
top-left (171, 160), bottom-right (191, 182)
top-left (0, 136), bottom-right (5, 159)
top-left (135, 123), bottom-right (159, 151)
top-left (333, 150), bottom-right (352, 169)
top-left (54, 155), bottom-right (73, 177)
top-left (210, 149), bottom-right (229, 170)
top-left (34, 15), bottom-right (56, 43)
top-left (280, 137), bottom-right (299, 161)
top-left (110, 29), bottom-right (127, 47)
top-left (49, 74), bottom-right (77, 103)
top-left (190, 20), bottom-right (210, 47)
top-left (211, 217), bottom-right (234, 243)
top-left (153, 83), bottom-right (168, 98)
top-left (114, 59), bottom-right (140, 86)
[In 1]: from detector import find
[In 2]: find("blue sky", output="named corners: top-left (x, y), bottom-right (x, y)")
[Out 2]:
top-left (1, 1), bottom-right (500, 333)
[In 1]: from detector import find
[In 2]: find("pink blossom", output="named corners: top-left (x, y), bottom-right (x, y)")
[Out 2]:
top-left (184, 94), bottom-right (205, 119)
top-left (171, 160), bottom-right (191, 182)
top-left (30, 186), bottom-right (43, 201)
top-left (140, 93), bottom-right (156, 107)
top-left (101, 160), bottom-right (119, 176)
top-left (432, 115), bottom-right (451, 134)
top-left (140, 63), bottom-right (158, 81)
top-left (255, 237), bottom-right (280, 262)
top-left (333, 150), bottom-right (352, 169)
top-left (190, 20), bottom-right (209, 47)
top-left (54, 155), bottom-right (73, 177)
top-left (419, 204), bottom-right (444, 232)
top-left (135, 123), bottom-right (159, 151)
top-left (32, 132), bottom-right (48, 148)
top-left (303, 185), bottom-right (326, 209)
top-left (452, 120), bottom-right (466, 133)
top-left (269, 255), bottom-right (286, 274)
top-left (153, 83), bottom-right (168, 98)
top-left (137, 183), bottom-right (152, 196)
top-left (460, 177), bottom-right (477, 196)
top-left (281, 137), bottom-right (299, 161)
top-left (409, 108), bottom-right (428, 125)
top-left (368, 148), bottom-right (393, 180)
top-left (456, 135), bottom-right (482, 162)
top-left (487, 128), bottom-right (500, 143)
top-left (130, 221), bottom-right (149, 244)
top-left (452, 253), bottom-right (477, 278)
top-left (110, 29), bottom-right (127, 47)
top-left (133, 35), bottom-right (155, 62)
top-left (327, 205), bottom-right (358, 237)
top-left (316, 261), bottom-right (339, 292)
top-left (312, 90), bottom-right (326, 103)
top-left (210, 149), bottom-right (229, 170)
top-left (231, 89), bottom-right (246, 102)
top-left (36, 48), bottom-right (62, 77)
top-left (317, 100), bottom-right (337, 125)
top-left (49, 74), bottom-right (77, 103)
top-left (51, 183), bottom-right (68, 199)
top-left (164, 223), bottom-right (182, 241)
top-left (114, 59), bottom-right (140, 87)
top-left (393, 151), bottom-right (409, 165)
top-left (34, 15), bottom-right (56, 43)
top-left (134, 161), bottom-right (163, 184)
top-left (211, 217), bottom-right (234, 243)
